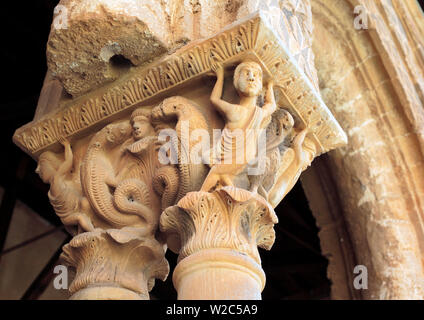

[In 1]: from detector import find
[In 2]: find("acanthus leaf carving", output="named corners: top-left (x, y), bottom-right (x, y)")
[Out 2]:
top-left (160, 187), bottom-right (278, 264)
top-left (61, 228), bottom-right (169, 299)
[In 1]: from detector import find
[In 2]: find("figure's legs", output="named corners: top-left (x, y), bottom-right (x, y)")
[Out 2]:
top-left (250, 184), bottom-right (259, 194)
top-left (201, 167), bottom-right (237, 192)
top-left (249, 175), bottom-right (260, 194)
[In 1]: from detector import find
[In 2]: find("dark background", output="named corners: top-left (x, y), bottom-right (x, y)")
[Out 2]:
top-left (0, 0), bottom-right (423, 300)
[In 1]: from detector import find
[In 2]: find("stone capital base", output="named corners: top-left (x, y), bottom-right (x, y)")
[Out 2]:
top-left (69, 284), bottom-right (148, 300)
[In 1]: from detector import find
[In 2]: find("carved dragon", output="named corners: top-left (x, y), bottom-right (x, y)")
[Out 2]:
top-left (127, 108), bottom-right (180, 212)
top-left (151, 96), bottom-right (209, 201)
top-left (153, 165), bottom-right (180, 211)
top-left (81, 120), bottom-right (156, 232)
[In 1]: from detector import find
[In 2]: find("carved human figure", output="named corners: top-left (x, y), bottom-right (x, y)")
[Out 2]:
top-left (200, 61), bottom-right (277, 192)
top-left (127, 108), bottom-right (157, 155)
top-left (268, 128), bottom-right (317, 206)
top-left (243, 99), bottom-right (317, 204)
top-left (128, 107), bottom-right (180, 211)
top-left (36, 138), bottom-right (94, 235)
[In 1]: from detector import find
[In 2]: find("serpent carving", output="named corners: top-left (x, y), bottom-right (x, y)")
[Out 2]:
top-left (152, 166), bottom-right (180, 211)
top-left (81, 121), bottom-right (155, 231)
top-left (151, 96), bottom-right (209, 201)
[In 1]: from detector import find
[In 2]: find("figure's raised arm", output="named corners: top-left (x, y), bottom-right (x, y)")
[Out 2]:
top-left (57, 137), bottom-right (73, 176)
top-left (210, 64), bottom-right (238, 120)
top-left (292, 128), bottom-right (308, 163)
top-left (48, 138), bottom-right (74, 197)
top-left (262, 80), bottom-right (277, 117)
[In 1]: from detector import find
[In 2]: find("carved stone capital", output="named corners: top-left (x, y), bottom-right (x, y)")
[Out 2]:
top-left (32, 112), bottom-right (176, 298)
top-left (61, 228), bottom-right (169, 300)
top-left (161, 187), bottom-right (278, 263)
top-left (14, 13), bottom-right (346, 159)
top-left (14, 11), bottom-right (347, 300)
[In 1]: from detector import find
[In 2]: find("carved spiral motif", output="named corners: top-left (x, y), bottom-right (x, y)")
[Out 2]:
top-left (152, 166), bottom-right (179, 211)
top-left (114, 178), bottom-right (156, 234)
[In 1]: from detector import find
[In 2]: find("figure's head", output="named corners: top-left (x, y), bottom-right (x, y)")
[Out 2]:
top-left (36, 151), bottom-right (61, 183)
top-left (233, 61), bottom-right (263, 97)
top-left (130, 109), bottom-right (155, 140)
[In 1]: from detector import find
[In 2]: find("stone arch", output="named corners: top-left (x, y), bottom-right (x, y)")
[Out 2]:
top-left (301, 0), bottom-right (424, 299)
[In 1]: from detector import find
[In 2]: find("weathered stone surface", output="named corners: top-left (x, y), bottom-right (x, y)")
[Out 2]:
top-left (47, 0), bottom-right (171, 97)
top-left (16, 15), bottom-right (346, 160)
top-left (33, 71), bottom-right (64, 122)
top-left (303, 0), bottom-right (424, 300)
top-left (47, 0), bottom-right (319, 97)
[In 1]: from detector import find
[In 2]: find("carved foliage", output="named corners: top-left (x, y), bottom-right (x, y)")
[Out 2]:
top-left (160, 187), bottom-right (278, 264)
top-left (38, 112), bottom-right (182, 297)
top-left (61, 228), bottom-right (169, 298)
